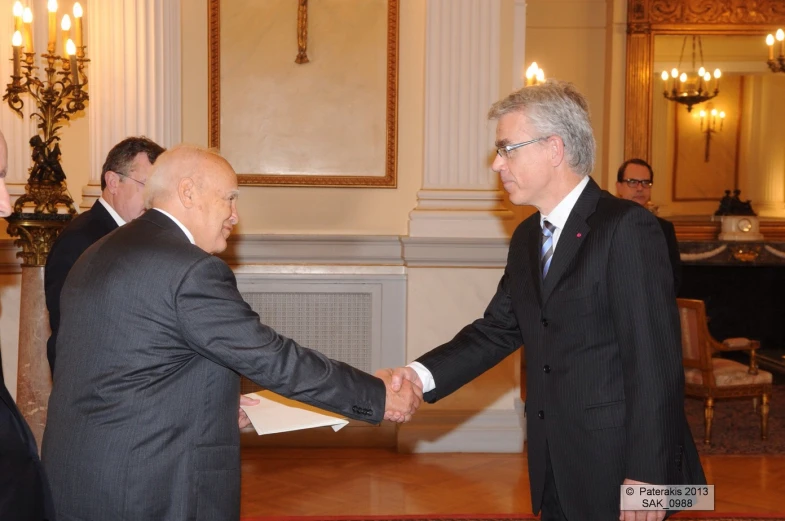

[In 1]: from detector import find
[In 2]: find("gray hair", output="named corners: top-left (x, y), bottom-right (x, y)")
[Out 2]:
top-left (488, 80), bottom-right (595, 177)
top-left (144, 144), bottom-right (227, 209)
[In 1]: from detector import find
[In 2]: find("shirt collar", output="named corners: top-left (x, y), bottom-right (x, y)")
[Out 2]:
top-left (152, 208), bottom-right (196, 245)
top-left (98, 197), bottom-right (126, 227)
top-left (540, 175), bottom-right (591, 230)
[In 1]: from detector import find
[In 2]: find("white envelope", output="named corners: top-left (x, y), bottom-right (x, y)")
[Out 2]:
top-left (240, 390), bottom-right (349, 436)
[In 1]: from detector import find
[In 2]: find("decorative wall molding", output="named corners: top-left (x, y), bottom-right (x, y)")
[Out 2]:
top-left (402, 236), bottom-right (509, 267)
top-left (219, 235), bottom-right (404, 266)
top-left (397, 399), bottom-right (526, 453)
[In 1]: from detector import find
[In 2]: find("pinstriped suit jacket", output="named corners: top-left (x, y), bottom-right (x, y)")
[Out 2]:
top-left (42, 210), bottom-right (386, 521)
top-left (418, 178), bottom-right (705, 520)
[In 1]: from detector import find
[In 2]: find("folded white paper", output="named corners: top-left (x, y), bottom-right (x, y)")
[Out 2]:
top-left (240, 390), bottom-right (349, 436)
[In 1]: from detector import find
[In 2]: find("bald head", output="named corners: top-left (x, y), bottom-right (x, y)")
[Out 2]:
top-left (144, 144), bottom-right (239, 254)
top-left (0, 130), bottom-right (12, 217)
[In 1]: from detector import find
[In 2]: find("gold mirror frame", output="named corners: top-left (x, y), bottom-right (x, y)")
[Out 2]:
top-left (208, 0), bottom-right (399, 187)
top-left (625, 0), bottom-right (785, 240)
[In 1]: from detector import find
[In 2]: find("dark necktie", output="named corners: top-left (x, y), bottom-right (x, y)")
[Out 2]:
top-left (541, 220), bottom-right (556, 280)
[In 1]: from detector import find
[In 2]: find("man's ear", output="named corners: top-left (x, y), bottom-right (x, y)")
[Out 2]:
top-left (547, 136), bottom-right (566, 167)
top-left (178, 177), bottom-right (196, 209)
top-left (105, 171), bottom-right (121, 194)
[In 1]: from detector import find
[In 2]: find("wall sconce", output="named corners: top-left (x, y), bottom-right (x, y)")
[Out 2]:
top-left (524, 62), bottom-right (545, 86)
top-left (765, 29), bottom-right (785, 72)
top-left (698, 107), bottom-right (725, 162)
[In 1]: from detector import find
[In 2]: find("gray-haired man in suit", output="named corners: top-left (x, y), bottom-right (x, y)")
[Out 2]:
top-left (42, 145), bottom-right (420, 521)
top-left (385, 81), bottom-right (705, 521)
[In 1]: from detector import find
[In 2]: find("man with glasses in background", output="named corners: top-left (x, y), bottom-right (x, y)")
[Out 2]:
top-left (44, 137), bottom-right (165, 374)
top-left (616, 158), bottom-right (681, 293)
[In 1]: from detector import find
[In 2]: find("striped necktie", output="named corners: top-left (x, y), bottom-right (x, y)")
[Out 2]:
top-left (540, 220), bottom-right (556, 280)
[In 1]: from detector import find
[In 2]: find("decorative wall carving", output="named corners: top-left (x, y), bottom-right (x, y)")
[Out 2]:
top-left (649, 0), bottom-right (785, 25)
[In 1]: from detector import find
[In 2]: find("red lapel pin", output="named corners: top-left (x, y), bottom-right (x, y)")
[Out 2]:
top-left (576, 233), bottom-right (582, 238)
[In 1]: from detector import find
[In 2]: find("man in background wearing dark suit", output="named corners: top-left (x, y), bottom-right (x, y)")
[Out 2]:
top-left (385, 81), bottom-right (705, 521)
top-left (0, 130), bottom-right (55, 520)
top-left (42, 145), bottom-right (420, 521)
top-left (616, 158), bottom-right (682, 294)
top-left (44, 137), bottom-right (165, 374)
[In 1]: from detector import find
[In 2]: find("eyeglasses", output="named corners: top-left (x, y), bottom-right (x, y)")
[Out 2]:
top-left (496, 137), bottom-right (544, 159)
top-left (116, 171), bottom-right (146, 188)
top-left (621, 178), bottom-right (653, 188)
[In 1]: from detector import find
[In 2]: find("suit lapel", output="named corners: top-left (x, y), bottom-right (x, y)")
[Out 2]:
top-left (541, 178), bottom-right (601, 304)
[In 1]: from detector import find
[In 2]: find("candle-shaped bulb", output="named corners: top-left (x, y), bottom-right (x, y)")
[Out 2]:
top-left (48, 0), bottom-right (58, 12)
top-left (699, 109), bottom-right (706, 118)
top-left (48, 0), bottom-right (58, 54)
top-left (679, 72), bottom-right (687, 83)
top-left (671, 68), bottom-right (678, 79)
top-left (661, 70), bottom-right (669, 81)
top-left (767, 34), bottom-right (775, 46)
top-left (698, 66), bottom-right (705, 77)
top-left (704, 72), bottom-right (711, 82)
top-left (777, 29), bottom-right (784, 41)
top-left (535, 69), bottom-right (545, 83)
top-left (710, 109), bottom-right (717, 117)
top-left (713, 69), bottom-right (721, 79)
top-left (22, 7), bottom-right (33, 53)
top-left (62, 14), bottom-right (71, 30)
top-left (13, 1), bottom-right (23, 16)
top-left (65, 38), bottom-right (76, 56)
top-left (12, 30), bottom-right (22, 77)
top-left (73, 3), bottom-right (84, 50)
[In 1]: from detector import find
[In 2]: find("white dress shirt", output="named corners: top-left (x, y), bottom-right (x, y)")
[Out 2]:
top-left (97, 197), bottom-right (126, 227)
top-left (409, 175), bottom-right (592, 393)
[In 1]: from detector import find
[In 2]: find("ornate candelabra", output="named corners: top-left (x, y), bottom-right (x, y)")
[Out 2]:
top-left (698, 106), bottom-right (725, 163)
top-left (2, 0), bottom-right (88, 448)
top-left (3, 1), bottom-right (88, 264)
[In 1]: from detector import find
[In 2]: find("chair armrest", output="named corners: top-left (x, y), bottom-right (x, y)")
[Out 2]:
top-left (717, 338), bottom-right (760, 352)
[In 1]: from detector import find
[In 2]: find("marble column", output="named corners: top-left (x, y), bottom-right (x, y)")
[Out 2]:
top-left (408, 0), bottom-right (514, 238)
top-left (743, 75), bottom-right (785, 218)
top-left (16, 267), bottom-right (50, 448)
top-left (81, 0), bottom-right (182, 209)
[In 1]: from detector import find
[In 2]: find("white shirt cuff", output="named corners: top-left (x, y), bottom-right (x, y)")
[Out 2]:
top-left (408, 361), bottom-right (436, 393)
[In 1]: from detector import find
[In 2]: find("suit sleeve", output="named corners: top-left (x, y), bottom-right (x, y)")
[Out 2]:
top-left (174, 255), bottom-right (387, 424)
top-left (44, 235), bottom-right (94, 373)
top-left (416, 270), bottom-right (524, 403)
top-left (608, 208), bottom-right (684, 484)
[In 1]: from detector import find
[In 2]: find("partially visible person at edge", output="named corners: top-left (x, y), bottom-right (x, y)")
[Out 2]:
top-left (0, 128), bottom-right (56, 521)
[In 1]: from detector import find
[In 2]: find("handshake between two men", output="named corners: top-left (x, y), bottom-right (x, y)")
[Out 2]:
top-left (376, 366), bottom-right (424, 423)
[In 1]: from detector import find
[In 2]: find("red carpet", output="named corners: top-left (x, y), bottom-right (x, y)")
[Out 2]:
top-left (241, 513), bottom-right (785, 521)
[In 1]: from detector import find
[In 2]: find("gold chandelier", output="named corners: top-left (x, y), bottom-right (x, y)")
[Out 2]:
top-left (660, 35), bottom-right (721, 112)
top-left (766, 29), bottom-right (785, 73)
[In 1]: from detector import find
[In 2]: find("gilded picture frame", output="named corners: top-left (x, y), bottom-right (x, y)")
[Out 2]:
top-left (208, 0), bottom-right (399, 187)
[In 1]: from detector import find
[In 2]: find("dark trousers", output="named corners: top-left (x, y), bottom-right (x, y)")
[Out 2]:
top-left (541, 445), bottom-right (568, 521)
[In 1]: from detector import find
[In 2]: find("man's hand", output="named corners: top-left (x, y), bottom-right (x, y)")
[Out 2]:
top-left (620, 479), bottom-right (666, 521)
top-left (239, 394), bottom-right (260, 429)
top-left (375, 368), bottom-right (423, 423)
top-left (388, 365), bottom-right (423, 393)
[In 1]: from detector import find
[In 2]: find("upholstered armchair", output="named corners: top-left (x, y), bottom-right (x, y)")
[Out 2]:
top-left (677, 298), bottom-right (773, 445)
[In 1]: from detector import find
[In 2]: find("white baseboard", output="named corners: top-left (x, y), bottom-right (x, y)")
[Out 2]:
top-left (397, 400), bottom-right (527, 453)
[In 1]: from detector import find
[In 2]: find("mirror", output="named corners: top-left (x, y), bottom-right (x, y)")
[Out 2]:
top-left (624, 0), bottom-right (785, 236)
